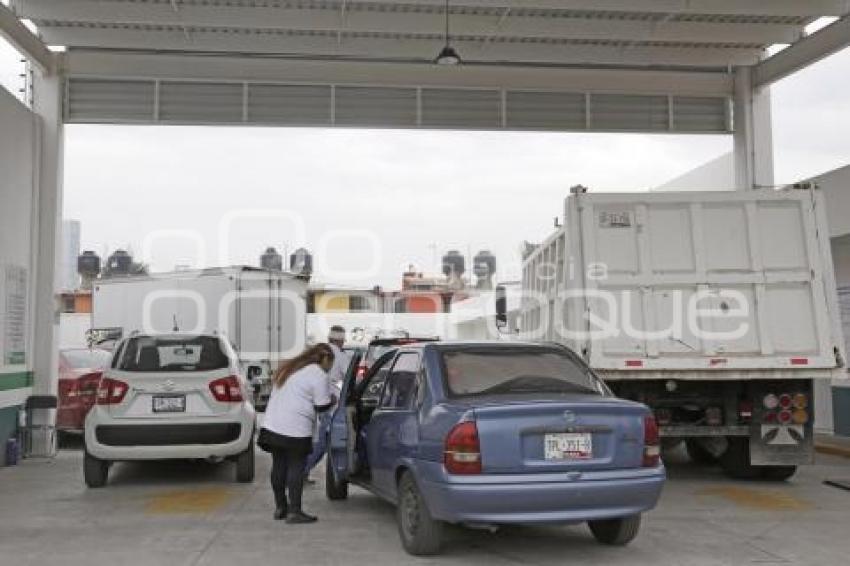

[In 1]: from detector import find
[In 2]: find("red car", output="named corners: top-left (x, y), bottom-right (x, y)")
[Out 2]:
top-left (57, 348), bottom-right (112, 432)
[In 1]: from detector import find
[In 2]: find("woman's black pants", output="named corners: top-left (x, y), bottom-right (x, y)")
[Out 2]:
top-left (270, 445), bottom-right (309, 512)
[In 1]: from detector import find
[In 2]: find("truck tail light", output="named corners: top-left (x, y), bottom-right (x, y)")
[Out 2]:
top-left (793, 393), bottom-right (808, 409)
top-left (655, 408), bottom-right (672, 426)
top-left (738, 400), bottom-right (753, 420)
top-left (779, 393), bottom-right (793, 409)
top-left (444, 421), bottom-right (481, 475)
top-left (209, 376), bottom-right (243, 402)
top-left (642, 415), bottom-right (661, 468)
top-left (96, 377), bottom-right (128, 405)
top-left (763, 393), bottom-right (779, 410)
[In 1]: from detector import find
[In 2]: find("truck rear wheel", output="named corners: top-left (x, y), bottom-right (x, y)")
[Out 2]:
top-left (720, 437), bottom-right (761, 479)
top-left (760, 466), bottom-right (797, 482)
top-left (686, 440), bottom-right (718, 465)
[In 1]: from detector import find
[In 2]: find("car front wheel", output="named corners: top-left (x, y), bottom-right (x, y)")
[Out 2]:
top-left (588, 515), bottom-right (642, 546)
top-left (396, 471), bottom-right (443, 556)
top-left (84, 451), bottom-right (109, 488)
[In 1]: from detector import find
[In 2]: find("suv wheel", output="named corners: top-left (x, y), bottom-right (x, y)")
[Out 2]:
top-left (588, 515), bottom-right (642, 545)
top-left (396, 471), bottom-right (443, 556)
top-left (235, 443), bottom-right (255, 483)
top-left (84, 451), bottom-right (109, 488)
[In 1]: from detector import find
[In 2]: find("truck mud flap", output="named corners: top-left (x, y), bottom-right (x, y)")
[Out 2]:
top-left (750, 381), bottom-right (814, 466)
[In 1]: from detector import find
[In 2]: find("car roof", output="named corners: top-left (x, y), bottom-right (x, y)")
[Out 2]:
top-left (401, 340), bottom-right (564, 351)
top-left (368, 336), bottom-right (439, 346)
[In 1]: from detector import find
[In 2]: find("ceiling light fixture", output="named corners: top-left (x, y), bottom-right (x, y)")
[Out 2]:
top-left (435, 0), bottom-right (461, 65)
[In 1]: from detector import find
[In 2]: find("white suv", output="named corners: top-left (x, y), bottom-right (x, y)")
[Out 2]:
top-left (83, 333), bottom-right (256, 487)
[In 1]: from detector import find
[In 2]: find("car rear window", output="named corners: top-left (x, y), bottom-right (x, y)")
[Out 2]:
top-left (440, 348), bottom-right (604, 398)
top-left (118, 336), bottom-right (229, 372)
top-left (63, 349), bottom-right (112, 370)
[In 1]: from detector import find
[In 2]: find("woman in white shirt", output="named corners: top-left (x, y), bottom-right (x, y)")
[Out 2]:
top-left (258, 343), bottom-right (335, 524)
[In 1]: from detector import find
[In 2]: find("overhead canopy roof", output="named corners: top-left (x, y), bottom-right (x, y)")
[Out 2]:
top-left (15, 1), bottom-right (848, 68)
top-left (6, 1), bottom-right (850, 131)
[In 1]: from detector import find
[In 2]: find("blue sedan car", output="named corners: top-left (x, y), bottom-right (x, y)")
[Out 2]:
top-left (325, 341), bottom-right (665, 555)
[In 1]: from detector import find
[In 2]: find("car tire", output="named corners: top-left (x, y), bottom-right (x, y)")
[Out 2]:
top-left (396, 471), bottom-right (444, 556)
top-left (720, 437), bottom-right (761, 480)
top-left (760, 466), bottom-right (797, 482)
top-left (686, 439), bottom-right (717, 465)
top-left (84, 451), bottom-right (109, 488)
top-left (325, 456), bottom-right (349, 500)
top-left (235, 443), bottom-right (255, 483)
top-left (588, 515), bottom-right (642, 546)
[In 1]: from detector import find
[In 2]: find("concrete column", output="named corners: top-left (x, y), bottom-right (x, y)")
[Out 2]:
top-left (29, 67), bottom-right (63, 454)
top-left (733, 66), bottom-right (775, 191)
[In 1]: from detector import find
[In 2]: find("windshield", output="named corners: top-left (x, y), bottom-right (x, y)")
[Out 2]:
top-left (118, 336), bottom-right (229, 372)
top-left (440, 347), bottom-right (604, 398)
top-left (63, 349), bottom-right (112, 370)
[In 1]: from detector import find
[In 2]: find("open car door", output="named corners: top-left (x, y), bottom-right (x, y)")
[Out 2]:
top-left (328, 351), bottom-right (363, 484)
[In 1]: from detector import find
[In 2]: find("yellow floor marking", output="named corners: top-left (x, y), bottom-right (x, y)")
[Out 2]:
top-left (145, 487), bottom-right (234, 515)
top-left (697, 486), bottom-right (812, 511)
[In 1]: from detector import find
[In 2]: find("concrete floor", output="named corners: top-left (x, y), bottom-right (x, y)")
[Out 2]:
top-left (1, 444), bottom-right (849, 566)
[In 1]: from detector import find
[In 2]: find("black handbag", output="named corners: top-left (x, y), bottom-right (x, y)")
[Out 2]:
top-left (257, 428), bottom-right (274, 453)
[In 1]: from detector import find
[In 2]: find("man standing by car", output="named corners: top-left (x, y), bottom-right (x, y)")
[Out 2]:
top-left (305, 325), bottom-right (349, 478)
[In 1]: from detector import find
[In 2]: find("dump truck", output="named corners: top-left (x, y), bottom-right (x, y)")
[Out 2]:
top-left (518, 186), bottom-right (845, 479)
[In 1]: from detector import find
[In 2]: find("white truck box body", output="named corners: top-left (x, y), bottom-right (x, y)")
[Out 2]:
top-left (522, 189), bottom-right (845, 380)
top-left (92, 267), bottom-right (308, 368)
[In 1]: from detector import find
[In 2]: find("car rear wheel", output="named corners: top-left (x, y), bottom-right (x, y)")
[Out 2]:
top-left (325, 456), bottom-right (349, 500)
top-left (84, 451), bottom-right (109, 488)
top-left (397, 471), bottom-right (443, 556)
top-left (235, 443), bottom-right (255, 483)
top-left (588, 515), bottom-right (642, 546)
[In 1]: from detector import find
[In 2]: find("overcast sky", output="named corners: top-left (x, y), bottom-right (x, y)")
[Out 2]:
top-left (2, 40), bottom-right (849, 289)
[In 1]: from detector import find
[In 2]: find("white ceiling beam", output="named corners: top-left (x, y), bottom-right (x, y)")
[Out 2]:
top-left (0, 3), bottom-right (55, 73)
top-left (19, 1), bottom-right (805, 45)
top-left (22, 0), bottom-right (849, 18)
top-left (753, 16), bottom-right (850, 87)
top-left (40, 27), bottom-right (762, 67)
top-left (65, 50), bottom-right (734, 97)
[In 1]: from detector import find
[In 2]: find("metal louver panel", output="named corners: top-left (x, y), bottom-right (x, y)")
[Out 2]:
top-left (67, 79), bottom-right (155, 122)
top-left (673, 96), bottom-right (728, 132)
top-left (421, 88), bottom-right (501, 129)
top-left (247, 84), bottom-right (331, 125)
top-left (335, 86), bottom-right (417, 127)
top-left (65, 78), bottom-right (731, 134)
top-left (591, 94), bottom-right (669, 131)
top-left (506, 91), bottom-right (586, 130)
top-left (159, 81), bottom-right (243, 123)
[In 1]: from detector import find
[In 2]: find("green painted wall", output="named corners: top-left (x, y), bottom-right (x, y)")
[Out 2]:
top-left (0, 405), bottom-right (21, 466)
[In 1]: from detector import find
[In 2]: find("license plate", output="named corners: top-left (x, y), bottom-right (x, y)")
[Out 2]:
top-left (544, 433), bottom-right (593, 460)
top-left (153, 395), bottom-right (186, 413)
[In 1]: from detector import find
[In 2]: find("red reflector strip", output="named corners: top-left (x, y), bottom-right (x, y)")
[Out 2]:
top-left (709, 358), bottom-right (728, 366)
top-left (625, 360), bottom-right (643, 367)
top-left (790, 358), bottom-right (809, 366)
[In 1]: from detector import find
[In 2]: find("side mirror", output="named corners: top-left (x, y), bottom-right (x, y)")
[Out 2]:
top-left (495, 285), bottom-right (507, 328)
top-left (246, 366), bottom-right (263, 381)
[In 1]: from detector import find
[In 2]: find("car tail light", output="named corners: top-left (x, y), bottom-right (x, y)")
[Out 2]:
top-left (96, 377), bottom-right (128, 405)
top-left (356, 364), bottom-right (367, 380)
top-left (642, 415), bottom-right (660, 468)
top-left (209, 376), bottom-right (243, 403)
top-left (444, 421), bottom-right (481, 475)
top-left (77, 372), bottom-right (102, 398)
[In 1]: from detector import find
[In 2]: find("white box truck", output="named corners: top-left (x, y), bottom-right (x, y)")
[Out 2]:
top-left (91, 266), bottom-right (308, 408)
top-left (518, 186), bottom-right (845, 479)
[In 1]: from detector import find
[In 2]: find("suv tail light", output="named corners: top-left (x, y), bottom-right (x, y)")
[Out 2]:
top-left (209, 376), bottom-right (243, 403)
top-left (642, 415), bottom-right (661, 467)
top-left (96, 377), bottom-right (128, 405)
top-left (77, 372), bottom-right (102, 398)
top-left (444, 421), bottom-right (481, 475)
